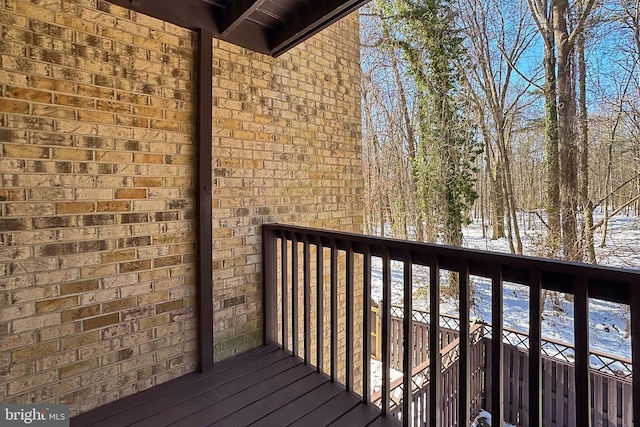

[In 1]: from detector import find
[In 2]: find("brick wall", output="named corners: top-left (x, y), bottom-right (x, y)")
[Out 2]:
top-left (0, 0), bottom-right (363, 415)
top-left (0, 0), bottom-right (197, 414)
top-left (211, 15), bottom-right (363, 360)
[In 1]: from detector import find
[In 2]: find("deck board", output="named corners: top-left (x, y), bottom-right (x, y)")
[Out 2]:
top-left (171, 364), bottom-right (313, 426)
top-left (250, 380), bottom-right (344, 426)
top-left (367, 414), bottom-right (404, 426)
top-left (329, 403), bottom-right (382, 426)
top-left (132, 355), bottom-right (301, 426)
top-left (211, 373), bottom-right (328, 426)
top-left (86, 346), bottom-right (288, 427)
top-left (289, 391), bottom-right (363, 426)
top-left (72, 344), bottom-right (280, 427)
top-left (71, 346), bottom-right (399, 427)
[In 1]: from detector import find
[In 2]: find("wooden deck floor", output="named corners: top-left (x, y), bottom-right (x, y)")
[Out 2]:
top-left (71, 344), bottom-right (399, 427)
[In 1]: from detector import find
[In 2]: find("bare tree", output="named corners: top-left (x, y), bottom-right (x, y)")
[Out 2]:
top-left (459, 0), bottom-right (538, 253)
top-left (528, 0), bottom-right (597, 260)
top-left (361, 5), bottom-right (424, 239)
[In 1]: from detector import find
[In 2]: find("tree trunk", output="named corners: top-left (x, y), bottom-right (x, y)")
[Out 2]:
top-left (542, 33), bottom-right (561, 258)
top-left (362, 87), bottom-right (387, 237)
top-left (633, 0), bottom-right (640, 214)
top-left (387, 25), bottom-right (423, 241)
top-left (501, 168), bottom-right (517, 254)
top-left (577, 31), bottom-right (596, 263)
top-left (480, 122), bottom-right (506, 240)
top-left (491, 159), bottom-right (506, 240)
top-left (496, 128), bottom-right (523, 254)
top-left (600, 132), bottom-right (613, 247)
top-left (554, 0), bottom-right (580, 261)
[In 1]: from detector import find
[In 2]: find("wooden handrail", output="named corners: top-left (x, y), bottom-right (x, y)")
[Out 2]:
top-left (263, 223), bottom-right (639, 305)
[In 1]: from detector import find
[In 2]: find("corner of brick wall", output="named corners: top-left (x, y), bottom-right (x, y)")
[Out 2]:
top-left (211, 12), bottom-right (364, 361)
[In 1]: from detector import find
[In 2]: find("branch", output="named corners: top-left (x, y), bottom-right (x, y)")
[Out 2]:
top-left (497, 43), bottom-right (544, 91)
top-left (591, 194), bottom-right (640, 231)
top-left (567, 0), bottom-right (598, 45)
top-left (527, 0), bottom-right (549, 37)
top-left (519, 209), bottom-right (549, 229)
top-left (593, 172), bottom-right (640, 208)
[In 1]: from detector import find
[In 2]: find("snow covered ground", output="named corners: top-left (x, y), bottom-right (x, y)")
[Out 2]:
top-left (471, 410), bottom-right (516, 427)
top-left (367, 211), bottom-right (637, 424)
top-left (369, 210), bottom-right (638, 365)
top-left (462, 209), bottom-right (640, 269)
top-left (370, 359), bottom-right (403, 396)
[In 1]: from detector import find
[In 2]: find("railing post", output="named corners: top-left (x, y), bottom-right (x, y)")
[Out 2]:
top-left (574, 276), bottom-right (591, 427)
top-left (491, 265), bottom-right (504, 427)
top-left (402, 255), bottom-right (413, 426)
top-left (346, 243), bottom-right (354, 391)
top-left (363, 247), bottom-right (372, 404)
top-left (281, 231), bottom-right (289, 351)
top-left (459, 262), bottom-right (471, 427)
top-left (316, 238), bottom-right (324, 373)
top-left (196, 28), bottom-right (214, 373)
top-left (529, 269), bottom-right (542, 427)
top-left (376, 306), bottom-right (382, 359)
top-left (262, 226), bottom-right (277, 345)
top-left (429, 258), bottom-right (441, 427)
top-left (330, 240), bottom-right (338, 382)
top-left (292, 233), bottom-right (299, 358)
top-left (303, 238), bottom-right (311, 364)
top-left (381, 251), bottom-right (392, 416)
top-left (631, 284), bottom-right (640, 427)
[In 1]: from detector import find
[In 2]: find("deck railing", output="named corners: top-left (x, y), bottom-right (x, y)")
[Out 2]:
top-left (372, 321), bottom-right (486, 425)
top-left (380, 305), bottom-right (633, 380)
top-left (380, 305), bottom-right (633, 425)
top-left (262, 223), bottom-right (640, 427)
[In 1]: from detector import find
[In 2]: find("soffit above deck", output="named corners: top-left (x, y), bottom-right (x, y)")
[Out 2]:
top-left (105, 0), bottom-right (370, 56)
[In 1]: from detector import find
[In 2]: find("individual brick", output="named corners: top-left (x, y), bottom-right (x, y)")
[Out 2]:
top-left (35, 296), bottom-right (79, 313)
top-left (82, 313), bottom-right (119, 331)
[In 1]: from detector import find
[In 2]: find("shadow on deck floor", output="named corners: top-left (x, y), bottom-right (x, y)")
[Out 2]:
top-left (71, 344), bottom-right (399, 426)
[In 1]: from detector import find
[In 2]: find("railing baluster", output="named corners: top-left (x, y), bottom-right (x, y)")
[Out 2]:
top-left (403, 256), bottom-right (413, 426)
top-left (459, 262), bottom-right (470, 427)
top-left (292, 234), bottom-right (299, 358)
top-left (363, 246), bottom-right (372, 404)
top-left (262, 227), bottom-right (277, 345)
top-left (429, 259), bottom-right (441, 427)
top-left (491, 265), bottom-right (503, 427)
top-left (303, 238), bottom-right (311, 364)
top-left (346, 243), bottom-right (354, 391)
top-left (316, 238), bottom-right (324, 373)
top-left (281, 232), bottom-right (288, 352)
top-left (631, 284), bottom-right (640, 427)
top-left (574, 276), bottom-right (591, 427)
top-left (529, 269), bottom-right (542, 427)
top-left (331, 240), bottom-right (338, 382)
top-left (382, 251), bottom-right (392, 416)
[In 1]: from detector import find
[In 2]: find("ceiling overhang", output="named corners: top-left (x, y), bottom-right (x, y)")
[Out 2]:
top-left (104, 0), bottom-right (370, 56)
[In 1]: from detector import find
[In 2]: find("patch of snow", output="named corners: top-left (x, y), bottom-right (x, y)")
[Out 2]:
top-left (471, 410), bottom-right (516, 427)
top-left (369, 212), bottom-right (635, 365)
top-left (370, 359), bottom-right (403, 395)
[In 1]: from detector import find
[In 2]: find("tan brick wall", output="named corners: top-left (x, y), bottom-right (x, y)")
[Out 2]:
top-left (0, 0), bottom-right (363, 415)
top-left (0, 0), bottom-right (197, 414)
top-left (211, 14), bottom-right (363, 360)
